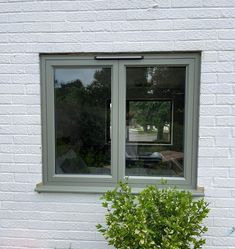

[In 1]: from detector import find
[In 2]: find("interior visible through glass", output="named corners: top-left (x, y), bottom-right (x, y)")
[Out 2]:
top-left (125, 67), bottom-right (186, 177)
top-left (54, 67), bottom-right (111, 175)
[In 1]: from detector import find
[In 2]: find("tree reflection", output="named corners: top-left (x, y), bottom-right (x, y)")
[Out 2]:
top-left (128, 100), bottom-right (172, 142)
top-left (55, 68), bottom-right (111, 174)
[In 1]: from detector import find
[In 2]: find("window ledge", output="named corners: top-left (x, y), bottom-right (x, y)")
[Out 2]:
top-left (35, 182), bottom-right (205, 197)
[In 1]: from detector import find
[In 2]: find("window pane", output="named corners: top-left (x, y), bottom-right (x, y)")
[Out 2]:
top-left (54, 67), bottom-right (111, 175)
top-left (125, 67), bottom-right (185, 177)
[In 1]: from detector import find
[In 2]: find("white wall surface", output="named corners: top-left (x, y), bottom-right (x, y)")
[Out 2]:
top-left (0, 0), bottom-right (235, 248)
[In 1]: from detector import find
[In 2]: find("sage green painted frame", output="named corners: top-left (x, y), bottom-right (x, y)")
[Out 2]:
top-left (35, 53), bottom-right (202, 196)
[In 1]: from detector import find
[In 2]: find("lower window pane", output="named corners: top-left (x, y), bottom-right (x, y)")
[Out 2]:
top-left (54, 67), bottom-right (111, 175)
top-left (125, 66), bottom-right (185, 177)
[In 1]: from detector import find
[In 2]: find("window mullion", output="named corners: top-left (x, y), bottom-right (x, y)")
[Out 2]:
top-left (111, 61), bottom-right (119, 182)
top-left (117, 61), bottom-right (126, 181)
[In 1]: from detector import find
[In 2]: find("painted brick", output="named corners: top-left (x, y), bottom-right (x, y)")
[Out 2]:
top-left (217, 73), bottom-right (235, 83)
top-left (200, 95), bottom-right (215, 105)
top-left (199, 137), bottom-right (214, 147)
top-left (205, 188), bottom-right (232, 198)
top-left (21, 2), bottom-right (51, 12)
top-left (216, 116), bottom-right (235, 126)
top-left (12, 95), bottom-right (40, 105)
top-left (198, 168), bottom-right (228, 178)
top-left (201, 84), bottom-right (233, 94)
top-left (0, 145), bottom-right (27, 154)
top-left (0, 125), bottom-right (28, 135)
top-left (202, 62), bottom-right (234, 73)
top-left (232, 128), bottom-right (235, 137)
top-left (25, 85), bottom-right (40, 95)
top-left (13, 115), bottom-right (40, 125)
top-left (231, 148), bottom-right (235, 158)
top-left (219, 30), bottom-right (235, 40)
top-left (0, 105), bottom-right (27, 115)
top-left (8, 12), bottom-right (67, 23)
top-left (173, 19), bottom-right (235, 30)
top-left (171, 0), bottom-right (202, 8)
top-left (23, 23), bottom-right (52, 33)
top-left (203, 0), bottom-right (235, 7)
top-left (214, 178), bottom-right (235, 188)
top-left (13, 154), bottom-right (41, 164)
top-left (0, 116), bottom-right (11, 124)
top-left (202, 52), bottom-right (217, 62)
top-left (213, 158), bottom-right (235, 167)
top-left (198, 148), bottom-right (229, 158)
top-left (51, 0), bottom-right (109, 11)
top-left (0, 23), bottom-right (24, 33)
top-left (217, 95), bottom-right (235, 105)
top-left (200, 106), bottom-right (232, 116)
top-left (229, 169), bottom-right (235, 177)
top-left (215, 137), bottom-right (235, 147)
top-left (27, 126), bottom-right (41, 136)
top-left (200, 117), bottom-right (216, 127)
top-left (0, 84), bottom-right (24, 94)
top-left (13, 135), bottom-right (41, 145)
top-left (218, 51), bottom-right (235, 61)
top-left (205, 40), bottom-right (235, 51)
top-left (0, 1), bottom-right (235, 248)
top-left (0, 135), bottom-right (13, 144)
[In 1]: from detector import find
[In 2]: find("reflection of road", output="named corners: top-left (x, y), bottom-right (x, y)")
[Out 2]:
top-left (129, 129), bottom-right (157, 142)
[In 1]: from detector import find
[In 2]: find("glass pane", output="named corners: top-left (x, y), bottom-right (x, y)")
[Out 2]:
top-left (125, 67), bottom-right (185, 177)
top-left (54, 67), bottom-right (111, 175)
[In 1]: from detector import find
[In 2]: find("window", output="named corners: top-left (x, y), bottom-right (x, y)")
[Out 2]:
top-left (36, 53), bottom-right (201, 194)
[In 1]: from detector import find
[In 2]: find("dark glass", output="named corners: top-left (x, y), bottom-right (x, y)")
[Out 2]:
top-left (125, 67), bottom-right (185, 177)
top-left (54, 67), bottom-right (111, 175)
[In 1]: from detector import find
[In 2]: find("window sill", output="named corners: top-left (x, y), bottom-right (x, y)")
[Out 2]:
top-left (35, 182), bottom-right (205, 197)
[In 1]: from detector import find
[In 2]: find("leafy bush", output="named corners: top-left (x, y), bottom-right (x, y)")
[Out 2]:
top-left (97, 181), bottom-right (209, 249)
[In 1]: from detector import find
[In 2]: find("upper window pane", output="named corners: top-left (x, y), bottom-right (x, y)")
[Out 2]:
top-left (54, 67), bottom-right (111, 175)
top-left (125, 66), bottom-right (186, 177)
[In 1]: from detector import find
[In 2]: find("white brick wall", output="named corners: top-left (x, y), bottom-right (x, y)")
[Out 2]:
top-left (0, 0), bottom-right (235, 248)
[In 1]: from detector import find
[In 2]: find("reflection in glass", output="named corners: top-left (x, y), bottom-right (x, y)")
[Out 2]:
top-left (125, 67), bottom-right (185, 177)
top-left (127, 100), bottom-right (172, 144)
top-left (54, 67), bottom-right (111, 175)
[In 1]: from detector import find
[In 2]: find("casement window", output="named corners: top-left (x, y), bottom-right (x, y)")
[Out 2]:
top-left (36, 53), bottom-right (202, 195)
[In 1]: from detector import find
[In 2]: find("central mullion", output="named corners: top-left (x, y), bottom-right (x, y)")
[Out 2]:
top-left (117, 62), bottom-right (126, 180)
top-left (111, 61), bottom-right (119, 182)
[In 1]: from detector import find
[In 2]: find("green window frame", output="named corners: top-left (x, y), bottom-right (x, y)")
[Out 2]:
top-left (35, 53), bottom-right (202, 196)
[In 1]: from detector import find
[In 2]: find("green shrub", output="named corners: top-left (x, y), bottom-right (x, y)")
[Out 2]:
top-left (97, 181), bottom-right (209, 249)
